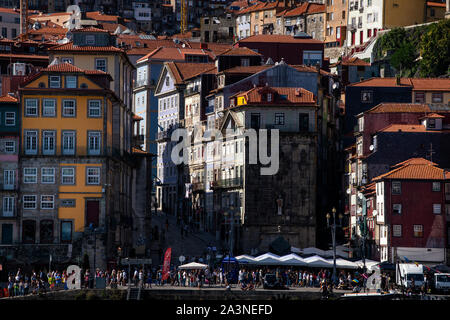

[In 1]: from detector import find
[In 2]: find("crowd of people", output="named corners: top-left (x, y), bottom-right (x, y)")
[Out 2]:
top-left (1, 264), bottom-right (397, 298)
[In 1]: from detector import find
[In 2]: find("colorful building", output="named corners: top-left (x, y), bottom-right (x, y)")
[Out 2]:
top-left (17, 61), bottom-right (128, 269)
top-left (0, 94), bottom-right (20, 249)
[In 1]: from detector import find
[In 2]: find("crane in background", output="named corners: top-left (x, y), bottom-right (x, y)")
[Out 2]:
top-left (181, 0), bottom-right (188, 34)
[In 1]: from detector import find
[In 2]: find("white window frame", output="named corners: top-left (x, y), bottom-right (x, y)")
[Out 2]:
top-left (3, 169), bottom-right (15, 189)
top-left (432, 182), bottom-right (441, 192)
top-left (393, 224), bottom-right (402, 237)
top-left (24, 130), bottom-right (38, 155)
top-left (23, 195), bottom-right (37, 209)
top-left (65, 75), bottom-right (77, 88)
top-left (25, 99), bottom-right (38, 117)
top-left (88, 100), bottom-right (102, 117)
top-left (49, 75), bottom-right (61, 88)
top-left (40, 195), bottom-right (54, 210)
top-left (86, 34), bottom-right (95, 45)
top-left (42, 130), bottom-right (56, 155)
top-left (5, 112), bottom-right (15, 126)
top-left (95, 58), bottom-right (107, 72)
top-left (41, 167), bottom-right (55, 184)
top-left (86, 167), bottom-right (100, 185)
top-left (42, 99), bottom-right (56, 117)
top-left (61, 167), bottom-right (75, 185)
top-left (62, 131), bottom-right (76, 155)
top-left (62, 99), bottom-right (76, 117)
top-left (2, 196), bottom-right (14, 216)
top-left (88, 132), bottom-right (101, 155)
top-left (433, 204), bottom-right (441, 215)
top-left (23, 168), bottom-right (37, 184)
top-left (4, 141), bottom-right (15, 153)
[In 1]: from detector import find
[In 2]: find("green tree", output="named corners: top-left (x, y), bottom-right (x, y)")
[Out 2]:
top-left (390, 41), bottom-right (417, 76)
top-left (419, 19), bottom-right (450, 77)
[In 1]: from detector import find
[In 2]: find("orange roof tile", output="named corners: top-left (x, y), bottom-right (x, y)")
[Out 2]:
top-left (217, 47), bottom-right (261, 56)
top-left (419, 113), bottom-right (445, 119)
top-left (166, 62), bottom-right (216, 85)
top-left (366, 103), bottom-right (431, 114)
top-left (427, 1), bottom-right (446, 7)
top-left (136, 47), bottom-right (214, 63)
top-left (234, 86), bottom-right (316, 105)
top-left (0, 53), bottom-right (48, 60)
top-left (49, 42), bottom-right (123, 53)
top-left (283, 2), bottom-right (308, 17)
top-left (391, 158), bottom-right (438, 169)
top-left (337, 57), bottom-right (371, 67)
top-left (85, 11), bottom-right (120, 22)
top-left (0, 95), bottom-right (18, 103)
top-left (348, 77), bottom-right (413, 87)
top-left (378, 124), bottom-right (446, 133)
top-left (373, 162), bottom-right (447, 181)
top-left (409, 78), bottom-right (450, 91)
top-left (133, 115), bottom-right (143, 121)
top-left (72, 27), bottom-right (110, 33)
top-left (306, 3), bottom-right (325, 14)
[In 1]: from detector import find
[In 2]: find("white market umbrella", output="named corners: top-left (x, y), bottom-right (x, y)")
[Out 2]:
top-left (178, 262), bottom-right (208, 270)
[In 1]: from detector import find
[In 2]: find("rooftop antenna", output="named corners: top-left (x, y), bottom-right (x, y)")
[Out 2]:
top-left (428, 143), bottom-right (435, 164)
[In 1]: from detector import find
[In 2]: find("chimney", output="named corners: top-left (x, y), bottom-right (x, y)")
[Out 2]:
top-left (295, 88), bottom-right (302, 97)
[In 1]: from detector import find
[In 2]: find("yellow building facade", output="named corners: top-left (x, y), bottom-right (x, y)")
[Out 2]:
top-left (19, 62), bottom-right (118, 262)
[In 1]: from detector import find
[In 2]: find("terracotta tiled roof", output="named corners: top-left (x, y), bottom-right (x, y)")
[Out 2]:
top-left (237, 34), bottom-right (322, 44)
top-left (43, 62), bottom-right (85, 73)
top-left (85, 11), bottom-right (120, 22)
top-left (0, 53), bottom-right (49, 60)
top-left (99, 23), bottom-right (129, 33)
top-left (377, 124), bottom-right (449, 133)
top-left (349, 77), bottom-right (450, 90)
top-left (392, 158), bottom-right (438, 169)
top-left (306, 3), bottom-right (326, 14)
top-left (0, 95), bottom-right (18, 103)
top-left (166, 62), bottom-right (216, 85)
top-left (72, 27), bottom-right (110, 33)
top-left (373, 161), bottom-right (447, 181)
top-left (136, 47), bottom-right (213, 63)
top-left (28, 26), bottom-right (67, 35)
top-left (335, 57), bottom-right (371, 67)
top-left (427, 1), bottom-right (446, 7)
top-left (217, 47), bottom-right (261, 56)
top-left (366, 103), bottom-right (431, 114)
top-left (419, 113), bottom-right (445, 119)
top-left (409, 78), bottom-right (450, 91)
top-left (132, 115), bottom-right (143, 121)
top-left (283, 2), bottom-right (308, 17)
top-left (49, 42), bottom-right (123, 53)
top-left (234, 86), bottom-right (316, 105)
top-left (221, 64), bottom-right (331, 76)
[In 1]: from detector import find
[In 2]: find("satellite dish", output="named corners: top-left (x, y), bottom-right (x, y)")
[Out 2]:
top-left (372, 210), bottom-right (378, 216)
top-left (369, 145), bottom-right (374, 151)
top-left (66, 5), bottom-right (82, 30)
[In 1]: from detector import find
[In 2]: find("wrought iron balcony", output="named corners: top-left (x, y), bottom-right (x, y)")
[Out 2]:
top-left (192, 182), bottom-right (205, 192)
top-left (211, 177), bottom-right (243, 189)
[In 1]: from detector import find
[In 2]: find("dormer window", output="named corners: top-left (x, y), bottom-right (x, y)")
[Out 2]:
top-left (86, 34), bottom-right (95, 45)
top-left (49, 76), bottom-right (61, 88)
top-left (267, 93), bottom-right (272, 102)
top-left (428, 119), bottom-right (436, 129)
top-left (241, 58), bottom-right (249, 66)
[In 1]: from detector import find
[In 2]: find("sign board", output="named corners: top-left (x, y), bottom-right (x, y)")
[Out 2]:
top-left (121, 258), bottom-right (152, 265)
top-left (179, 255), bottom-right (185, 263)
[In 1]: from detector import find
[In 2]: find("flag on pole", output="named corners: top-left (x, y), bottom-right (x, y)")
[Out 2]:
top-left (161, 247), bottom-right (172, 281)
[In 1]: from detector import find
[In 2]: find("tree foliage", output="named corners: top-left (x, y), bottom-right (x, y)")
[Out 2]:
top-left (374, 19), bottom-right (450, 78)
top-left (419, 19), bottom-right (450, 77)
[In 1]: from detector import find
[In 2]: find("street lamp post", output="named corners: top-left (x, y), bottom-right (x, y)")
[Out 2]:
top-left (326, 207), bottom-right (343, 287)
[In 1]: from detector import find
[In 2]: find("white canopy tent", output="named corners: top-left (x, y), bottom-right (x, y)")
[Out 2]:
top-left (303, 255), bottom-right (334, 268)
top-left (327, 258), bottom-right (359, 269)
top-left (253, 253), bottom-right (282, 265)
top-left (178, 262), bottom-right (208, 270)
top-left (278, 254), bottom-right (308, 266)
top-left (234, 255), bottom-right (257, 264)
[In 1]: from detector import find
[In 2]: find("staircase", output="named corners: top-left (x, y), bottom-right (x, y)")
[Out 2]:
top-left (127, 287), bottom-right (141, 300)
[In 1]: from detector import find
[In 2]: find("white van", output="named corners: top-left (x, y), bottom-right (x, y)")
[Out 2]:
top-left (396, 263), bottom-right (424, 288)
top-left (434, 273), bottom-right (450, 293)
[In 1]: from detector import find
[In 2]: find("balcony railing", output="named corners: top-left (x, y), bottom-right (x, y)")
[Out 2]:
top-left (211, 177), bottom-right (243, 189)
top-left (192, 182), bottom-right (205, 192)
top-left (157, 125), bottom-right (177, 141)
top-left (133, 134), bottom-right (145, 146)
top-left (134, 79), bottom-right (150, 88)
top-left (184, 86), bottom-right (200, 96)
